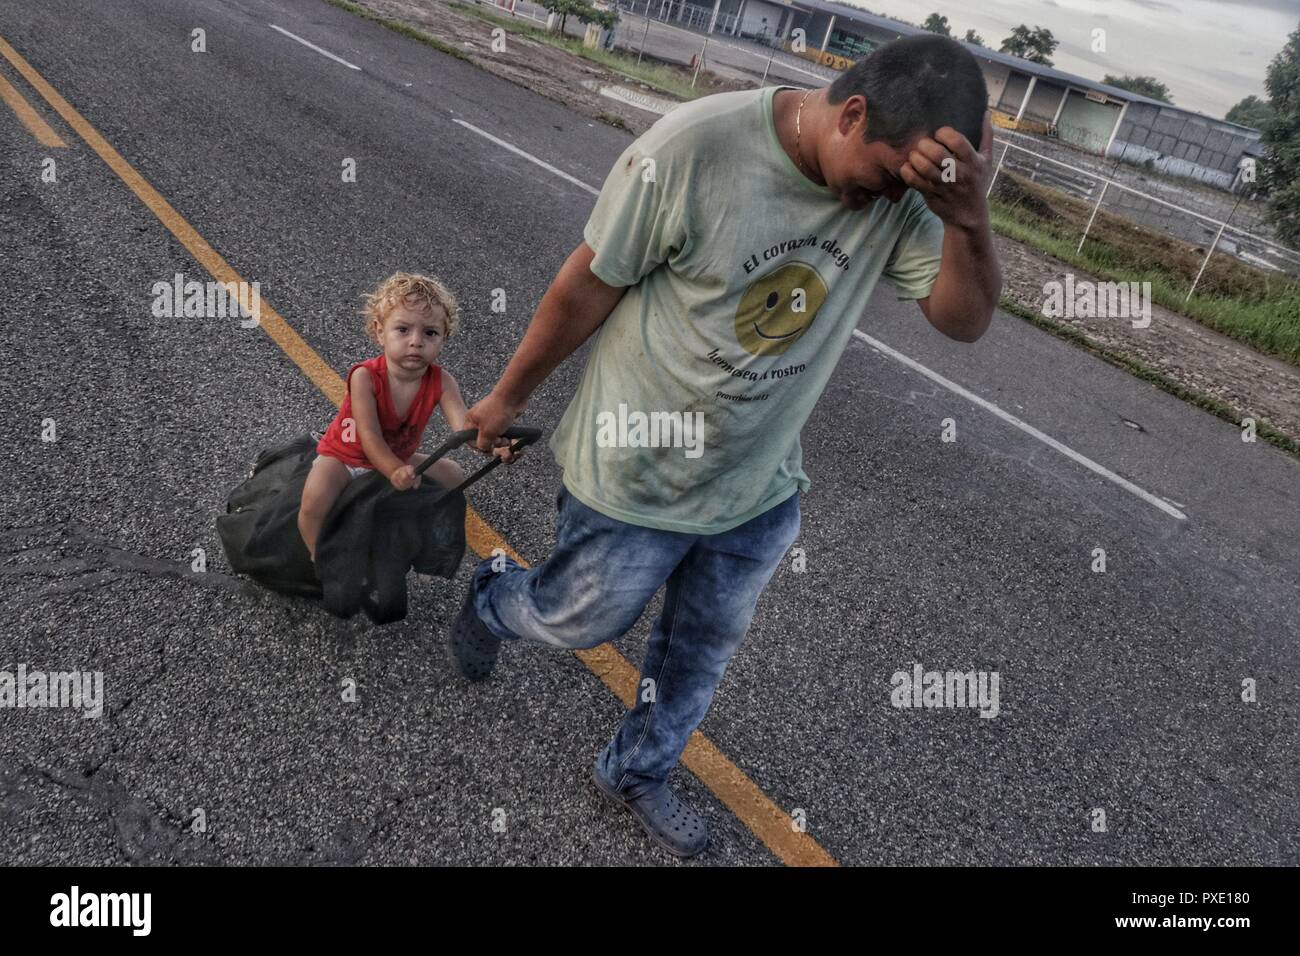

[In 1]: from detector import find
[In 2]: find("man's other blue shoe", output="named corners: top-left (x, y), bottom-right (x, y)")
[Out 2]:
top-left (448, 585), bottom-right (502, 682)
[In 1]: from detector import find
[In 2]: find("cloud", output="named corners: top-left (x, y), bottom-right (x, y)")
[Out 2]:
top-left (854, 0), bottom-right (1282, 114)
top-left (1223, 0), bottom-right (1300, 14)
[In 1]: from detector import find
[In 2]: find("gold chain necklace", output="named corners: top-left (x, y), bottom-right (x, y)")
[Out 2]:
top-left (794, 90), bottom-right (811, 177)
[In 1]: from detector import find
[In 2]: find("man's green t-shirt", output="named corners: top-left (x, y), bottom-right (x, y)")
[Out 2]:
top-left (548, 85), bottom-right (945, 534)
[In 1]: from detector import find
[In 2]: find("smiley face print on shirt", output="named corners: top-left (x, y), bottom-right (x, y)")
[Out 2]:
top-left (734, 262), bottom-right (829, 357)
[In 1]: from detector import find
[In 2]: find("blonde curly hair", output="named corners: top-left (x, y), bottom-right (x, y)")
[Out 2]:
top-left (361, 272), bottom-right (460, 345)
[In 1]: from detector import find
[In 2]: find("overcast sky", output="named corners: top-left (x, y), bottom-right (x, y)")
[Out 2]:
top-left (839, 0), bottom-right (1297, 117)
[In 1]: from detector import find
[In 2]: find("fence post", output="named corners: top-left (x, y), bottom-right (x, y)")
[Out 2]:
top-left (1186, 222), bottom-right (1227, 301)
top-left (986, 142), bottom-right (1009, 198)
top-left (637, 16), bottom-right (650, 64)
top-left (1077, 181), bottom-right (1110, 255)
top-left (691, 38), bottom-right (708, 87)
top-left (1186, 194), bottom-right (1244, 301)
top-left (760, 46), bottom-right (775, 85)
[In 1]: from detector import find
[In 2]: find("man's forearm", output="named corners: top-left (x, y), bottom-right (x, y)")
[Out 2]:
top-left (495, 244), bottom-right (627, 407)
top-left (926, 220), bottom-right (1002, 342)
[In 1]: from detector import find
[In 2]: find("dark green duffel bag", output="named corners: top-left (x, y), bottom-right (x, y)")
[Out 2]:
top-left (216, 427), bottom-right (540, 624)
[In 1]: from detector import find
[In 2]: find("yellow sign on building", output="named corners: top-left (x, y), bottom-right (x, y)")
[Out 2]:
top-left (787, 45), bottom-right (853, 71)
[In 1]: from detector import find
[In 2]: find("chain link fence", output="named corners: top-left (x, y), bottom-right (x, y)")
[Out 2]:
top-left (987, 131), bottom-right (1300, 291)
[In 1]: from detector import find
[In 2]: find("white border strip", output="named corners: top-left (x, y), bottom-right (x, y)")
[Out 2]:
top-left (269, 24), bottom-right (361, 71)
top-left (452, 119), bottom-right (600, 195)
top-left (853, 329), bottom-right (1188, 521)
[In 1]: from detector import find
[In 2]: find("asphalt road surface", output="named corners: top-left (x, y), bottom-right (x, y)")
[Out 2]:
top-left (1, 0), bottom-right (1297, 866)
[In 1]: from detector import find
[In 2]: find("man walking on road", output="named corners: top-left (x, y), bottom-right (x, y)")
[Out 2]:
top-left (452, 34), bottom-right (1002, 858)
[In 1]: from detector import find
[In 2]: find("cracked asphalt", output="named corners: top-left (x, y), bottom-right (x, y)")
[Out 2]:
top-left (1, 0), bottom-right (1298, 867)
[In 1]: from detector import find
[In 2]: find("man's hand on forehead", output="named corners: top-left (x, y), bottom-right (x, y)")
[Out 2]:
top-left (899, 110), bottom-right (995, 231)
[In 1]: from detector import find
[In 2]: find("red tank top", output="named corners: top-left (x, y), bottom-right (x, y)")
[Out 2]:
top-left (316, 354), bottom-right (443, 467)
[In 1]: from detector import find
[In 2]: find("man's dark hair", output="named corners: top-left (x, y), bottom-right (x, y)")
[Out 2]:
top-left (827, 34), bottom-right (988, 149)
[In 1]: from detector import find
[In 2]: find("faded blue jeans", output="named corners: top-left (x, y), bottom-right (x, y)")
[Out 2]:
top-left (471, 483), bottom-right (801, 799)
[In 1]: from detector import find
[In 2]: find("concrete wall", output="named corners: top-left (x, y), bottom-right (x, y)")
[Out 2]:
top-left (738, 0), bottom-right (788, 39)
top-left (996, 73), bottom-right (1030, 114)
top-left (1056, 90), bottom-right (1123, 153)
top-left (1024, 79), bottom-right (1066, 123)
top-left (982, 61), bottom-right (1011, 108)
top-left (1111, 102), bottom-right (1259, 190)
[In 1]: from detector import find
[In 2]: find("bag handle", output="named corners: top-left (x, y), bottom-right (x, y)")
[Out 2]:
top-left (412, 425), bottom-right (542, 497)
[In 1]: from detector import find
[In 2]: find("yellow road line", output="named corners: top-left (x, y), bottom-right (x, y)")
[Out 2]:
top-left (0, 34), bottom-right (340, 404)
top-left (0, 67), bottom-right (66, 147)
top-left (0, 32), bottom-right (837, 868)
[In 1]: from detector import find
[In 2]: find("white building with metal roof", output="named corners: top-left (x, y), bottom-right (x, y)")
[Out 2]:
top-left (677, 0), bottom-right (1263, 190)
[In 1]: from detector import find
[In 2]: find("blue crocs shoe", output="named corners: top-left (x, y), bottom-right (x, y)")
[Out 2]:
top-left (591, 768), bottom-right (710, 859)
top-left (447, 585), bottom-right (502, 682)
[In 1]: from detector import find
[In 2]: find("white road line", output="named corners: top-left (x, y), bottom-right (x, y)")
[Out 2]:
top-left (853, 329), bottom-right (1188, 521)
top-left (455, 120), bottom-right (1187, 522)
top-left (452, 119), bottom-right (600, 196)
top-left (269, 24), bottom-right (361, 71)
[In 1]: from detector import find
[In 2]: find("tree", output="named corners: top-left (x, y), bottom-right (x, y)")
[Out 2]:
top-left (539, 0), bottom-right (574, 34)
top-left (1261, 23), bottom-right (1300, 243)
top-left (922, 13), bottom-right (951, 36)
top-left (1102, 74), bottom-right (1174, 104)
top-left (539, 0), bottom-right (614, 36)
top-left (586, 5), bottom-right (618, 31)
top-left (1000, 24), bottom-right (1057, 67)
top-left (1226, 94), bottom-right (1275, 129)
top-left (964, 29), bottom-right (984, 47)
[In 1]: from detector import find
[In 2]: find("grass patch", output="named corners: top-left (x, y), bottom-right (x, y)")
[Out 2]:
top-left (998, 295), bottom-right (1300, 458)
top-left (324, 0), bottom-right (472, 60)
top-left (989, 172), bottom-right (1300, 368)
top-left (597, 112), bottom-right (633, 132)
top-left (447, 1), bottom-right (710, 102)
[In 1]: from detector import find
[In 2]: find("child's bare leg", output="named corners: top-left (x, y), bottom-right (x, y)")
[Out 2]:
top-left (299, 456), bottom-right (352, 562)
top-left (407, 452), bottom-right (464, 490)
